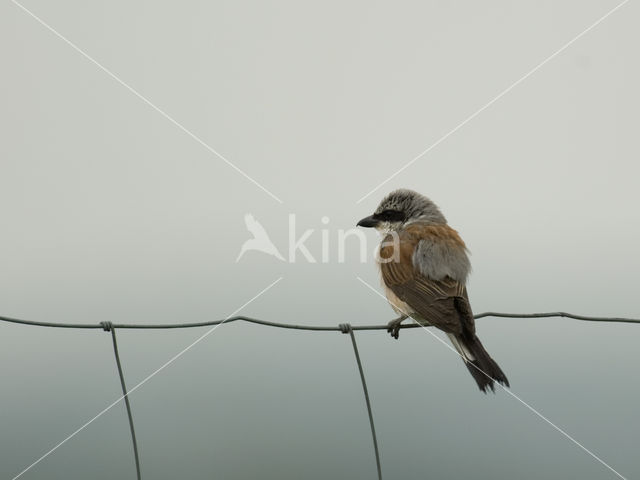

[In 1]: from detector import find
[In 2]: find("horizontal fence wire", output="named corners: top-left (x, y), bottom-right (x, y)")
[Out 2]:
top-left (3, 310), bottom-right (639, 480)
top-left (2, 311), bottom-right (640, 331)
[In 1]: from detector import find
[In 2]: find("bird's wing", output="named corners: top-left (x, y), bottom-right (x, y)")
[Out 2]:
top-left (379, 225), bottom-right (475, 335)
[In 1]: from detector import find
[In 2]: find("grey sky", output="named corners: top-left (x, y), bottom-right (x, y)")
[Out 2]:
top-left (1, 1), bottom-right (639, 479)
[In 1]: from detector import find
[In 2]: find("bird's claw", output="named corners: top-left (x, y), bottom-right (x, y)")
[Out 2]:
top-left (387, 318), bottom-right (404, 339)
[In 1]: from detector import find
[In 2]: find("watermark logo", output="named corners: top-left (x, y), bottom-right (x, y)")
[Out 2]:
top-left (236, 214), bottom-right (286, 262)
top-left (236, 214), bottom-right (399, 263)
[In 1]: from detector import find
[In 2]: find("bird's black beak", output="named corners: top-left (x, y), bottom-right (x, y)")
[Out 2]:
top-left (357, 215), bottom-right (379, 228)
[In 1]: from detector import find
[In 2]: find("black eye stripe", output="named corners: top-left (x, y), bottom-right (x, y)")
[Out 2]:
top-left (374, 209), bottom-right (405, 222)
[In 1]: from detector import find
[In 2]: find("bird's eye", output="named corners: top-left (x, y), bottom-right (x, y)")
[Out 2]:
top-left (375, 209), bottom-right (405, 222)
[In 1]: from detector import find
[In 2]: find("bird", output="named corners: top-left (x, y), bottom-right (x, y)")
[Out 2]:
top-left (357, 189), bottom-right (509, 392)
top-left (236, 214), bottom-right (285, 262)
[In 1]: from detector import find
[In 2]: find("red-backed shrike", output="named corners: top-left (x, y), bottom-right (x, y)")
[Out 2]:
top-left (358, 189), bottom-right (509, 392)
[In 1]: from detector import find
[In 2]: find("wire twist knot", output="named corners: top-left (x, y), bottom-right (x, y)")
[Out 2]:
top-left (339, 323), bottom-right (352, 334)
top-left (100, 321), bottom-right (113, 332)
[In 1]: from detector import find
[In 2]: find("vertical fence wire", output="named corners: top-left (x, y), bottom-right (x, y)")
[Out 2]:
top-left (102, 322), bottom-right (142, 480)
top-left (340, 323), bottom-right (382, 480)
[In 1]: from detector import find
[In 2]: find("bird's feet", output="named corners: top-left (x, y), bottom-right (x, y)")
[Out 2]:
top-left (387, 315), bottom-right (407, 340)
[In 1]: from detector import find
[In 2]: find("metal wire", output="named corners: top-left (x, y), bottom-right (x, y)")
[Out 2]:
top-left (101, 322), bottom-right (142, 480)
top-left (1, 311), bottom-right (639, 331)
top-left (340, 323), bottom-right (382, 480)
top-left (2, 310), bottom-right (639, 480)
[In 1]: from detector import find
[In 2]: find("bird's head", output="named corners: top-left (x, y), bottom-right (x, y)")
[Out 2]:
top-left (356, 189), bottom-right (447, 232)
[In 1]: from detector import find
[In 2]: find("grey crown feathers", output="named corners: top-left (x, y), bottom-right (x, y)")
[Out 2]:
top-left (375, 189), bottom-right (447, 225)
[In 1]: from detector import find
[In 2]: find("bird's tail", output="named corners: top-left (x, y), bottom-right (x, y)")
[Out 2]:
top-left (447, 333), bottom-right (509, 393)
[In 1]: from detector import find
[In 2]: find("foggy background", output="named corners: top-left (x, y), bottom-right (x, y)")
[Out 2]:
top-left (1, 1), bottom-right (638, 478)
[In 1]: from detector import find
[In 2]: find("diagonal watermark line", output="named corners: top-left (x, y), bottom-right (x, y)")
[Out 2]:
top-left (356, 276), bottom-right (628, 480)
top-left (356, 0), bottom-right (630, 204)
top-left (10, 0), bottom-right (283, 204)
top-left (11, 276), bottom-right (283, 480)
